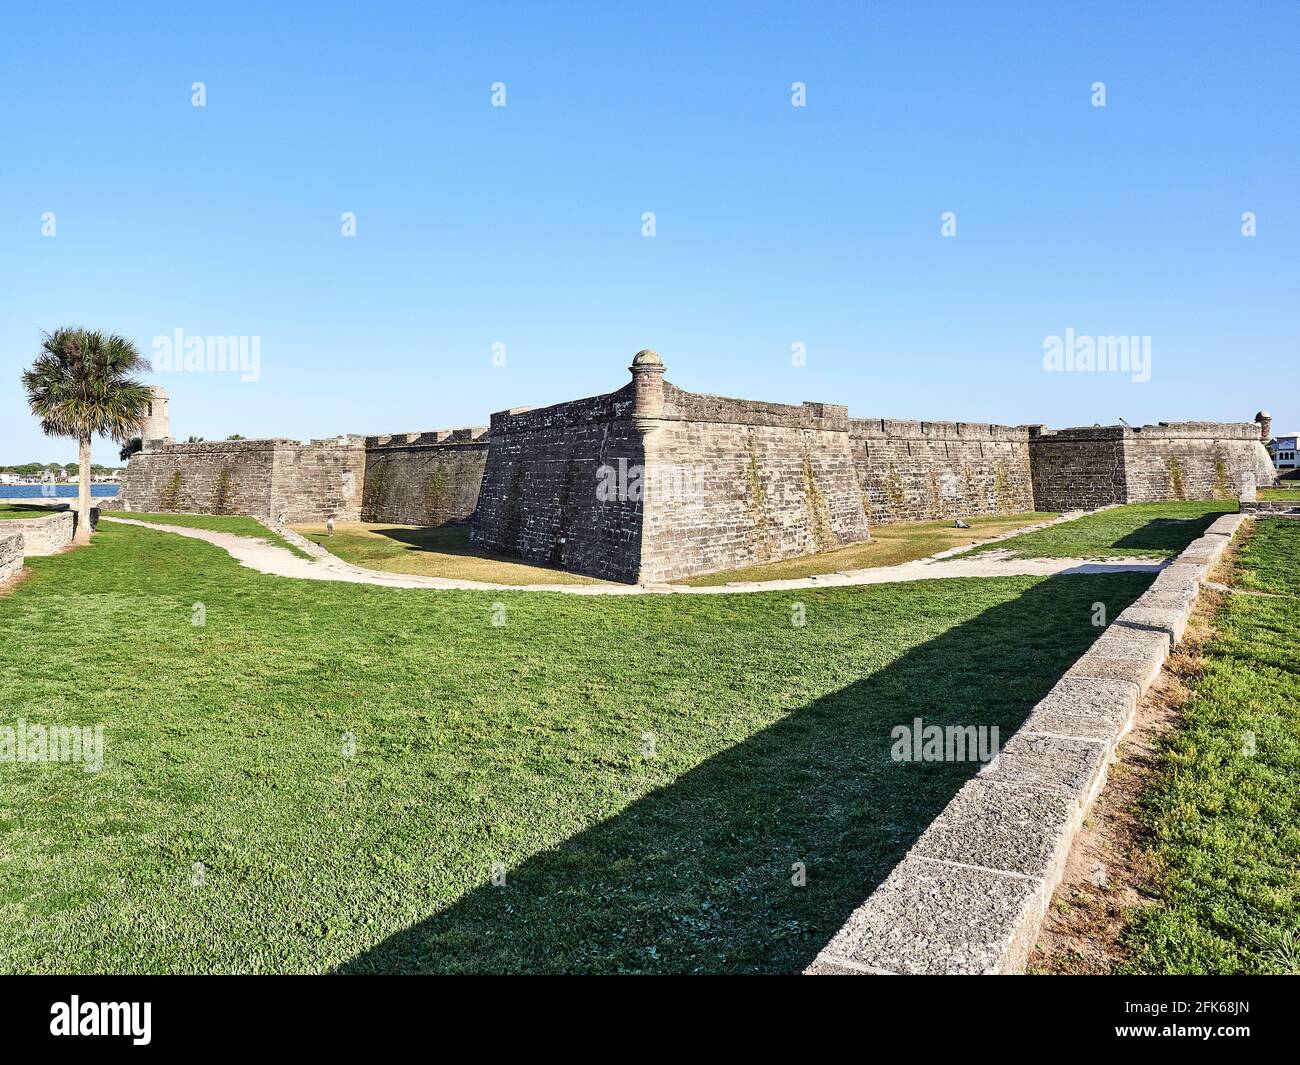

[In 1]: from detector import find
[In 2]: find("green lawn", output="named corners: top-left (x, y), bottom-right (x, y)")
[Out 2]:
top-left (680, 512), bottom-right (1059, 586)
top-left (1122, 518), bottom-right (1300, 974)
top-left (971, 500), bottom-right (1237, 560)
top-left (1257, 487), bottom-right (1300, 501)
top-left (293, 521), bottom-right (607, 585)
top-left (0, 521), bottom-right (1151, 973)
top-left (0, 504), bottom-right (66, 519)
top-left (107, 511), bottom-right (312, 559)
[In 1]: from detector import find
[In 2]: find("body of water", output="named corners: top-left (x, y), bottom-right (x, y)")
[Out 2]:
top-left (0, 484), bottom-right (119, 499)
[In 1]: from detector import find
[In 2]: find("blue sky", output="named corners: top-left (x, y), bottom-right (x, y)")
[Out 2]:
top-left (2, 0), bottom-right (1296, 463)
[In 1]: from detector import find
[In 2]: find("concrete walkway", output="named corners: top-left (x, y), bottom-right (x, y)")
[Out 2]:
top-left (102, 516), bottom-right (1166, 595)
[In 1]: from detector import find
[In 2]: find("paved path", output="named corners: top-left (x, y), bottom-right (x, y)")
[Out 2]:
top-left (103, 516), bottom-right (1166, 595)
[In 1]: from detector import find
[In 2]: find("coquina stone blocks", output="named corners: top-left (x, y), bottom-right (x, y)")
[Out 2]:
top-left (118, 352), bottom-right (1271, 582)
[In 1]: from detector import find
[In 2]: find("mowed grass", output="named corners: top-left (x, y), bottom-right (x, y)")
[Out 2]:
top-left (681, 513), bottom-right (1059, 586)
top-left (0, 521), bottom-right (1150, 973)
top-left (109, 511), bottom-right (312, 559)
top-left (293, 522), bottom-right (607, 585)
top-left (971, 500), bottom-right (1237, 560)
top-left (0, 504), bottom-right (67, 519)
top-left (1122, 518), bottom-right (1300, 974)
top-left (1257, 487), bottom-right (1300, 501)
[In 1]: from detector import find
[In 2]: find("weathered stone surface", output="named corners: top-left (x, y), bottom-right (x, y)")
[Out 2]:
top-left (1115, 604), bottom-right (1189, 645)
top-left (816, 855), bottom-right (1044, 975)
top-left (1022, 676), bottom-right (1138, 743)
top-left (363, 430), bottom-right (488, 526)
top-left (1151, 562), bottom-right (1206, 595)
top-left (1028, 422), bottom-right (1266, 510)
top-left (912, 779), bottom-right (1078, 880)
top-left (1067, 655), bottom-right (1156, 688)
top-left (0, 531), bottom-right (22, 581)
top-left (121, 436), bottom-right (367, 523)
top-left (1, 511), bottom-right (75, 555)
top-left (977, 732), bottom-right (1109, 806)
top-left (803, 956), bottom-right (885, 975)
top-left (116, 356), bottom-right (1267, 584)
top-left (849, 419), bottom-right (1034, 525)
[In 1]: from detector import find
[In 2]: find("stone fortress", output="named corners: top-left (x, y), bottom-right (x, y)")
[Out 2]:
top-left (119, 352), bottom-right (1277, 583)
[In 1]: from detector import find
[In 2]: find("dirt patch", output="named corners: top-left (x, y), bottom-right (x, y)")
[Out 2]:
top-left (0, 568), bottom-right (33, 597)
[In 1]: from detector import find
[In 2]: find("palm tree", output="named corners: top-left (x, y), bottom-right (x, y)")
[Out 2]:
top-left (22, 329), bottom-right (152, 544)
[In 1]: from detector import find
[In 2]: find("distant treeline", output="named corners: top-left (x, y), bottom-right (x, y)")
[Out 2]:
top-left (2, 462), bottom-right (123, 476)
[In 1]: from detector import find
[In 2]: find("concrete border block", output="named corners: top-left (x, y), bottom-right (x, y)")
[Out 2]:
top-left (809, 855), bottom-right (1045, 975)
top-left (977, 732), bottom-right (1109, 808)
top-left (1021, 676), bottom-right (1138, 747)
top-left (1066, 628), bottom-right (1169, 690)
top-left (1114, 604), bottom-right (1190, 645)
top-left (912, 779), bottom-right (1079, 881)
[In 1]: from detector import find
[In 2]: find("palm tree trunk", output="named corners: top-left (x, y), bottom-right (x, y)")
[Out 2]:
top-left (74, 434), bottom-right (93, 544)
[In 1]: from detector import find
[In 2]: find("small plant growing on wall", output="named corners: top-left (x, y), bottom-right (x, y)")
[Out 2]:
top-left (993, 462), bottom-right (1013, 512)
top-left (1211, 450), bottom-right (1231, 498)
top-left (1167, 455), bottom-right (1186, 500)
top-left (211, 465), bottom-right (234, 513)
top-left (884, 463), bottom-right (905, 515)
top-left (746, 440), bottom-right (773, 561)
top-left (362, 460), bottom-right (388, 521)
top-left (550, 459), bottom-right (580, 567)
top-left (424, 462), bottom-right (448, 524)
top-left (802, 451), bottom-right (833, 552)
top-left (503, 463), bottom-right (526, 554)
top-left (160, 470), bottom-right (184, 511)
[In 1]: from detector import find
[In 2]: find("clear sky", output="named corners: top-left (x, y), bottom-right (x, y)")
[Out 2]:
top-left (2, 0), bottom-right (1296, 464)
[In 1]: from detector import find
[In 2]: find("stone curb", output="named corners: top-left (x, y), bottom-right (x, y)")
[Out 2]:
top-left (805, 516), bottom-right (1245, 976)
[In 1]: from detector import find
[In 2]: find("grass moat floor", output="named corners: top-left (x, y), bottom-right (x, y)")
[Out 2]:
top-left (293, 521), bottom-right (609, 585)
top-left (0, 514), bottom-right (1174, 974)
top-left (970, 500), bottom-right (1238, 560)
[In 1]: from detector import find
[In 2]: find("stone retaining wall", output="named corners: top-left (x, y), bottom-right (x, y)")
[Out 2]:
top-left (0, 531), bottom-right (22, 581)
top-left (2, 510), bottom-right (77, 555)
top-left (805, 511), bottom-right (1246, 975)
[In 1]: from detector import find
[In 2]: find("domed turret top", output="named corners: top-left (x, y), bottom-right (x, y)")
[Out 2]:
top-left (631, 349), bottom-right (663, 367)
top-left (1256, 410), bottom-right (1272, 421)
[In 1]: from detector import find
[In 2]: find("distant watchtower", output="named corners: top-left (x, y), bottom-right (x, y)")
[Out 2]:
top-left (140, 386), bottom-right (171, 448)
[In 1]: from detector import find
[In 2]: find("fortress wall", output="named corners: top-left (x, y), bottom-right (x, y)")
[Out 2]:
top-left (268, 438), bottom-right (366, 522)
top-left (1121, 423), bottom-right (1270, 502)
top-left (120, 437), bottom-right (365, 522)
top-left (362, 429), bottom-right (489, 526)
top-left (848, 419), bottom-right (1035, 524)
top-left (469, 385), bottom-right (647, 583)
top-left (1028, 427), bottom-right (1127, 511)
top-left (1027, 422), bottom-right (1268, 509)
top-left (637, 384), bottom-right (869, 583)
top-left (120, 439), bottom-right (278, 516)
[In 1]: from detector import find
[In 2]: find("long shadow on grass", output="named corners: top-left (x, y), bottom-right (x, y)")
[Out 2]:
top-left (337, 572), bottom-right (1151, 974)
top-left (1112, 511), bottom-right (1230, 555)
